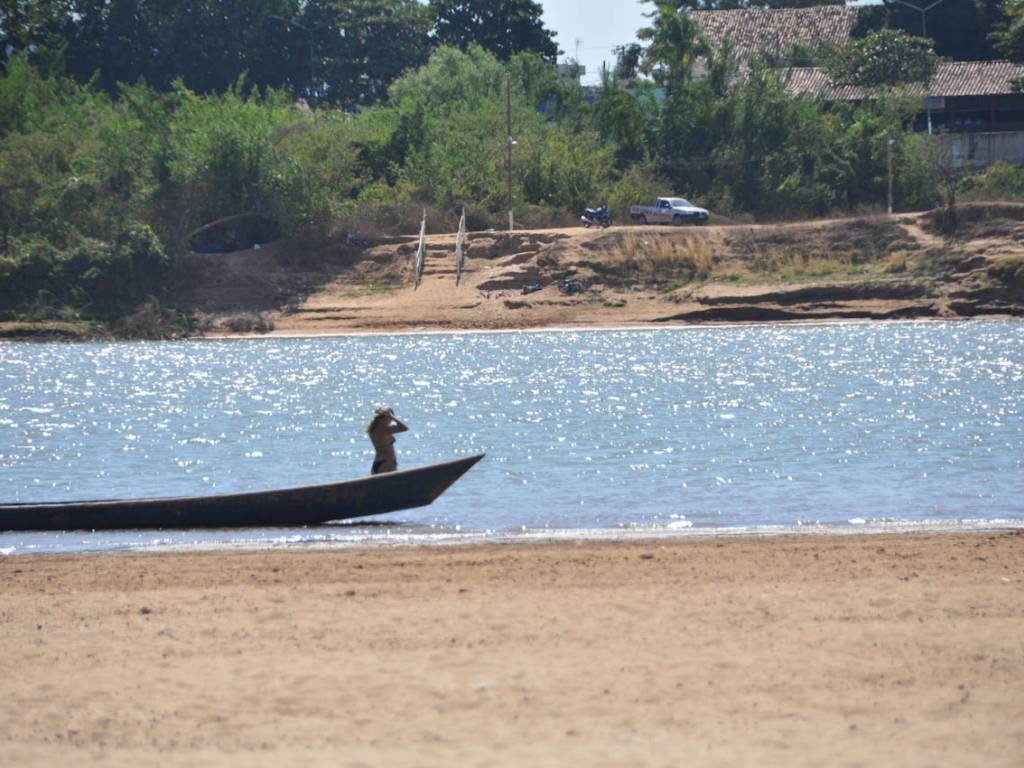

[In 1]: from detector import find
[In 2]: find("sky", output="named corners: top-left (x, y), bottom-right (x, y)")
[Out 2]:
top-left (540, 0), bottom-right (651, 84)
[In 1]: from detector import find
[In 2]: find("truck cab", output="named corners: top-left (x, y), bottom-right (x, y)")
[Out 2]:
top-left (630, 197), bottom-right (710, 225)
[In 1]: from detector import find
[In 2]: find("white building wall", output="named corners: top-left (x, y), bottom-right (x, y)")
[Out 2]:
top-left (938, 132), bottom-right (1024, 170)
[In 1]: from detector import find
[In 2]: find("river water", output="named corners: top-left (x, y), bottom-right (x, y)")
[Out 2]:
top-left (1, 321), bottom-right (1022, 555)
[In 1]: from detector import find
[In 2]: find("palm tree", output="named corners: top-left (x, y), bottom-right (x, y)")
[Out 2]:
top-left (638, 3), bottom-right (708, 88)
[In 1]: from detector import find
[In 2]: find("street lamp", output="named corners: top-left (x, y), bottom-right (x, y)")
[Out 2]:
top-left (887, 136), bottom-right (896, 215)
top-left (507, 74), bottom-right (516, 232)
top-left (889, 0), bottom-right (946, 38)
top-left (889, 0), bottom-right (945, 135)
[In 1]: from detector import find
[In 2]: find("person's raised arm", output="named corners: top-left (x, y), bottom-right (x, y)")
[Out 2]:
top-left (387, 412), bottom-right (409, 434)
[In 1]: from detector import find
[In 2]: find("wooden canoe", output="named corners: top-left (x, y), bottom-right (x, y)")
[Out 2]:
top-left (0, 455), bottom-right (484, 532)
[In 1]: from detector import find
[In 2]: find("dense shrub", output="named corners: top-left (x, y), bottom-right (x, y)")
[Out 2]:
top-left (0, 224), bottom-right (169, 318)
top-left (959, 162), bottom-right (1024, 202)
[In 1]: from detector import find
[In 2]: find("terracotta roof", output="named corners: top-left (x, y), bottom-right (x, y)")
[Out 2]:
top-left (930, 60), bottom-right (1024, 97)
top-left (690, 7), bottom-right (859, 61)
top-left (783, 68), bottom-right (861, 100)
top-left (784, 61), bottom-right (1024, 101)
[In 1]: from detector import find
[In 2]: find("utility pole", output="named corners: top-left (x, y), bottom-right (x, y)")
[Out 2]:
top-left (887, 135), bottom-right (895, 215)
top-left (507, 74), bottom-right (514, 232)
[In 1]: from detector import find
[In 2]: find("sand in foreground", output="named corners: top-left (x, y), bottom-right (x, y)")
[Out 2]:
top-left (2, 533), bottom-right (1022, 767)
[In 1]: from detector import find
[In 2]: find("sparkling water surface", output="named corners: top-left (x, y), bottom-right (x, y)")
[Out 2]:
top-left (1, 322), bottom-right (1022, 555)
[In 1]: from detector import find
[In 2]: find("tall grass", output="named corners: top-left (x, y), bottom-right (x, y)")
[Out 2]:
top-left (611, 232), bottom-right (715, 280)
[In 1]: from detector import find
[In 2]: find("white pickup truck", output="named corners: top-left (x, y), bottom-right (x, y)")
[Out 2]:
top-left (630, 197), bottom-right (709, 226)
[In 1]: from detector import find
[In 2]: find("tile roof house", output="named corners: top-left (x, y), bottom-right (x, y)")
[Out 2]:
top-left (690, 6), bottom-right (860, 62)
top-left (783, 61), bottom-right (1024, 169)
top-left (783, 61), bottom-right (1024, 102)
top-left (783, 60), bottom-right (1024, 136)
top-left (688, 7), bottom-right (1024, 168)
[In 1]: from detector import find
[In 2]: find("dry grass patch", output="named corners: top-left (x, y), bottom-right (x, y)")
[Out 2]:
top-left (745, 247), bottom-right (863, 279)
top-left (732, 240), bottom-right (924, 282)
top-left (610, 232), bottom-right (715, 279)
top-left (724, 218), bottom-right (923, 282)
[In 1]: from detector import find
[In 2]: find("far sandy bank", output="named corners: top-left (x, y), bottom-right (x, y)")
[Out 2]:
top-left (179, 205), bottom-right (1024, 337)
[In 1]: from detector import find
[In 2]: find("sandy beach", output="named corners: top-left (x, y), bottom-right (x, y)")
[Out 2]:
top-left (1, 532), bottom-right (1022, 767)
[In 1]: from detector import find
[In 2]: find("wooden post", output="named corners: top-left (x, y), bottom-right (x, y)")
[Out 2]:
top-left (414, 209), bottom-right (426, 289)
top-left (455, 208), bottom-right (466, 287)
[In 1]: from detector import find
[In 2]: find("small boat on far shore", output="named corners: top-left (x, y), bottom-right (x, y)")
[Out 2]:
top-left (0, 455), bottom-right (484, 532)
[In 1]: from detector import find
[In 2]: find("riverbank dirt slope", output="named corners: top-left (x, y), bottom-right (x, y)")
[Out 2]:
top-left (174, 203), bottom-right (1024, 335)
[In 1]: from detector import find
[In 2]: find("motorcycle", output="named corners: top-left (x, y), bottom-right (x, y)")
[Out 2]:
top-left (559, 279), bottom-right (585, 296)
top-left (581, 205), bottom-right (613, 229)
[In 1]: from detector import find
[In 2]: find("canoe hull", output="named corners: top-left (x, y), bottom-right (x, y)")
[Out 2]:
top-left (0, 455), bottom-right (484, 532)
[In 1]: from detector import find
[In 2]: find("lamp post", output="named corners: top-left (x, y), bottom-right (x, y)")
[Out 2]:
top-left (507, 74), bottom-right (516, 232)
top-left (890, 0), bottom-right (945, 134)
top-left (892, 0), bottom-right (946, 134)
top-left (887, 135), bottom-right (895, 215)
top-left (890, 0), bottom-right (946, 38)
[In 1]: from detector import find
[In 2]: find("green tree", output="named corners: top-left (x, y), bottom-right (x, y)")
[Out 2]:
top-left (594, 69), bottom-right (655, 167)
top-left (0, 0), bottom-right (70, 67)
top-left (824, 29), bottom-right (938, 87)
top-left (429, 0), bottom-right (559, 62)
top-left (637, 3), bottom-right (708, 87)
top-left (885, 0), bottom-right (1000, 62)
top-left (992, 0), bottom-right (1024, 61)
top-left (162, 80), bottom-right (304, 230)
top-left (27, 0), bottom-right (305, 95)
top-left (383, 45), bottom-right (624, 219)
top-left (611, 43), bottom-right (643, 83)
top-left (299, 0), bottom-right (432, 108)
top-left (4, 1), bottom-right (436, 107)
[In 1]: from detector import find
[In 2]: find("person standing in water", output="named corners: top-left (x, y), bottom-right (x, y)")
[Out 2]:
top-left (366, 406), bottom-right (408, 475)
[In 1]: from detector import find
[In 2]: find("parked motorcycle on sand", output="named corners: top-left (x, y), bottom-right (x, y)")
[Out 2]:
top-left (581, 205), bottom-right (613, 229)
